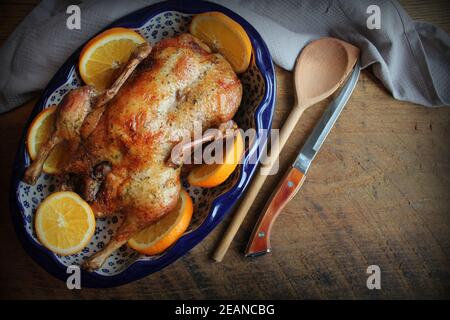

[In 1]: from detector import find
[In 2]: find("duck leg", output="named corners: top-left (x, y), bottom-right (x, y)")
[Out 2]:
top-left (23, 86), bottom-right (96, 185)
top-left (82, 211), bottom-right (146, 271)
top-left (167, 120), bottom-right (239, 167)
top-left (80, 42), bottom-right (152, 140)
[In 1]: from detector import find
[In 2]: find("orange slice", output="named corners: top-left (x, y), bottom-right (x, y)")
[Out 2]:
top-left (35, 191), bottom-right (96, 256)
top-left (26, 106), bottom-right (70, 174)
top-left (187, 130), bottom-right (244, 188)
top-left (189, 11), bottom-right (252, 73)
top-left (79, 27), bottom-right (146, 90)
top-left (128, 189), bottom-right (194, 255)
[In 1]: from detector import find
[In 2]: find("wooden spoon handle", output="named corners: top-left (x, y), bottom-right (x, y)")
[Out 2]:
top-left (212, 105), bottom-right (305, 262)
top-left (245, 166), bottom-right (306, 257)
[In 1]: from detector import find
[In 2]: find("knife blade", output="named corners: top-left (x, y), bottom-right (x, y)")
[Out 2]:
top-left (245, 62), bottom-right (361, 257)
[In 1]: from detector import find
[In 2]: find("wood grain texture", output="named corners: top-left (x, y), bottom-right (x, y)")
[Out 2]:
top-left (0, 0), bottom-right (449, 299)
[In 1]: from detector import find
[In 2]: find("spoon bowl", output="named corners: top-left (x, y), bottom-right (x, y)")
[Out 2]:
top-left (295, 38), bottom-right (360, 108)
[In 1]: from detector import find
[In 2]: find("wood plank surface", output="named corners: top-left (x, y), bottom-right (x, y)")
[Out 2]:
top-left (0, 0), bottom-right (449, 299)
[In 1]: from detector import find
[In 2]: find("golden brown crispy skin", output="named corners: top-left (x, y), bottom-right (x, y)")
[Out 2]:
top-left (62, 33), bottom-right (242, 269)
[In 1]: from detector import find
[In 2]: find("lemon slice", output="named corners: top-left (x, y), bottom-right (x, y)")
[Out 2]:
top-left (128, 189), bottom-right (193, 255)
top-left (79, 27), bottom-right (147, 90)
top-left (35, 191), bottom-right (96, 256)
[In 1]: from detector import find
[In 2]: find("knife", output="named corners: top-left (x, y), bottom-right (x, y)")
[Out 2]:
top-left (245, 62), bottom-right (361, 257)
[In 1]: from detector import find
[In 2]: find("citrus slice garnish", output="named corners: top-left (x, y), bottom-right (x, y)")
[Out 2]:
top-left (35, 191), bottom-right (96, 256)
top-left (128, 189), bottom-right (193, 255)
top-left (189, 11), bottom-right (252, 73)
top-left (79, 27), bottom-right (146, 90)
top-left (187, 130), bottom-right (244, 188)
top-left (26, 106), bottom-right (70, 174)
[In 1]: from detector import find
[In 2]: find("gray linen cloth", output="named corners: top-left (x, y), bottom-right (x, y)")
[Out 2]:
top-left (0, 0), bottom-right (449, 113)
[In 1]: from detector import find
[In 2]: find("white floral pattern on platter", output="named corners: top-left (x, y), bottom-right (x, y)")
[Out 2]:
top-left (17, 11), bottom-right (265, 276)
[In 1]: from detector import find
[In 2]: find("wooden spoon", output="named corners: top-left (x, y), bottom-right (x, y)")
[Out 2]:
top-left (212, 37), bottom-right (360, 262)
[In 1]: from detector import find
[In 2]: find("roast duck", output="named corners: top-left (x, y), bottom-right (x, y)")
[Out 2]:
top-left (23, 33), bottom-right (242, 270)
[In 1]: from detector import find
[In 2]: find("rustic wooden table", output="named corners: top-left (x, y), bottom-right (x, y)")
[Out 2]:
top-left (1, 0), bottom-right (449, 299)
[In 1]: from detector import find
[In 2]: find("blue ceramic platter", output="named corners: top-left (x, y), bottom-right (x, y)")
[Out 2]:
top-left (10, 0), bottom-right (275, 287)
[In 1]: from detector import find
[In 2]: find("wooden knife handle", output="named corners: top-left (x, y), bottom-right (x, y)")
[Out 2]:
top-left (245, 166), bottom-right (306, 257)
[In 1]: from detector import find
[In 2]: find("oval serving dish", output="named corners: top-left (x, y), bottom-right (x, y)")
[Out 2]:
top-left (10, 0), bottom-right (275, 287)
